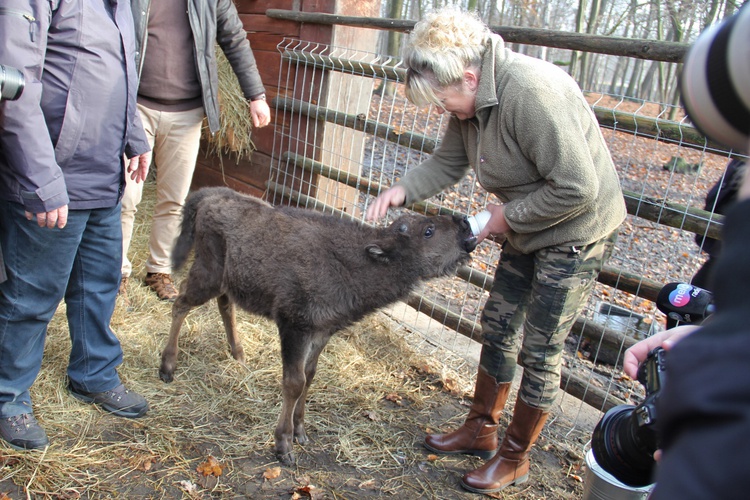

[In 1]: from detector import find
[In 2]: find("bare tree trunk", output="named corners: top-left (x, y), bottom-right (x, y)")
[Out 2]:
top-left (638, 60), bottom-right (658, 101)
top-left (570, 0), bottom-right (588, 80)
top-left (374, 0), bottom-right (404, 98)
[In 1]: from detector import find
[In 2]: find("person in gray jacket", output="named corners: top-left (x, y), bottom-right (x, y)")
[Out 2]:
top-left (366, 8), bottom-right (626, 494)
top-left (0, 0), bottom-right (152, 450)
top-left (120, 0), bottom-right (272, 301)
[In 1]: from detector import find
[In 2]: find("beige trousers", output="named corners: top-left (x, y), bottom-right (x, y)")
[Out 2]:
top-left (121, 104), bottom-right (204, 277)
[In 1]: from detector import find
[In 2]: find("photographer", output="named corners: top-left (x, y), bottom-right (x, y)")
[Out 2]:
top-left (622, 163), bottom-right (750, 498)
top-left (618, 3), bottom-right (750, 495)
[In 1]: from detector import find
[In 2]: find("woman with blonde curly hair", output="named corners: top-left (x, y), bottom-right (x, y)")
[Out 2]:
top-left (367, 7), bottom-right (626, 494)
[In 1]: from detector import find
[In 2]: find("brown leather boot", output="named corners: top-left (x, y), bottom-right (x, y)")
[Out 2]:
top-left (460, 396), bottom-right (549, 493)
top-left (424, 370), bottom-right (511, 460)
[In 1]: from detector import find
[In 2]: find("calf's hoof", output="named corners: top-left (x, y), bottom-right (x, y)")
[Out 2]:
top-left (294, 431), bottom-right (309, 445)
top-left (159, 368), bottom-right (174, 383)
top-left (276, 449), bottom-right (296, 466)
top-left (231, 348), bottom-right (245, 364)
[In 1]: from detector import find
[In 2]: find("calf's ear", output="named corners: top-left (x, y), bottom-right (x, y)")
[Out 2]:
top-left (366, 243), bottom-right (391, 263)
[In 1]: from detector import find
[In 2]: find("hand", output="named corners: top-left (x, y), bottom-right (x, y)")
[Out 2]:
top-left (128, 152), bottom-right (151, 183)
top-left (365, 185), bottom-right (407, 221)
top-left (476, 203), bottom-right (511, 243)
top-left (623, 324), bottom-right (700, 379)
top-left (26, 205), bottom-right (68, 229)
top-left (249, 99), bottom-right (271, 128)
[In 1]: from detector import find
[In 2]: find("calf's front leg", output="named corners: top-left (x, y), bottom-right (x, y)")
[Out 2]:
top-left (159, 297), bottom-right (193, 383)
top-left (274, 361), bottom-right (307, 465)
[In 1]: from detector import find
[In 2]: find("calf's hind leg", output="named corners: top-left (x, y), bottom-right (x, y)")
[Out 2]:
top-left (217, 294), bottom-right (244, 363)
top-left (159, 295), bottom-right (195, 383)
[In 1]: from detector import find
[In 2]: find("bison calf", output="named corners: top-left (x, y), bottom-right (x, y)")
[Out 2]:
top-left (159, 186), bottom-right (477, 464)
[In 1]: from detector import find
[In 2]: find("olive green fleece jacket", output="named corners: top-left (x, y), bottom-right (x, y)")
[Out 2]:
top-left (395, 34), bottom-right (627, 253)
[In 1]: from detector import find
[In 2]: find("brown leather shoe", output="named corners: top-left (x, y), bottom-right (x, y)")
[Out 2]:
top-left (424, 370), bottom-right (511, 460)
top-left (460, 396), bottom-right (549, 494)
top-left (144, 273), bottom-right (178, 301)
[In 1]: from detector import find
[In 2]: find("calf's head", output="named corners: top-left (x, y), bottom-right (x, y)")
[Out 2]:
top-left (366, 214), bottom-right (477, 278)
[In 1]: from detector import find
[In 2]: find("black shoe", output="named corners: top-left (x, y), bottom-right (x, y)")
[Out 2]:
top-left (68, 383), bottom-right (149, 418)
top-left (0, 413), bottom-right (49, 450)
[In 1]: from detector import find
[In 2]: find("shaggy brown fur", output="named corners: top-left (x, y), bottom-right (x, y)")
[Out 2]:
top-left (159, 186), bottom-right (477, 464)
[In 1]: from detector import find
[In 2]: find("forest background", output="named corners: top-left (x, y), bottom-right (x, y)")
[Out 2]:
top-left (376, 0), bottom-right (741, 116)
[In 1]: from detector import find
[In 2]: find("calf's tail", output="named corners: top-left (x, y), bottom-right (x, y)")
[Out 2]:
top-left (172, 189), bottom-right (213, 270)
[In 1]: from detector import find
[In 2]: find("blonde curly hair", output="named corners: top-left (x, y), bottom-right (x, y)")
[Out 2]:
top-left (403, 7), bottom-right (492, 107)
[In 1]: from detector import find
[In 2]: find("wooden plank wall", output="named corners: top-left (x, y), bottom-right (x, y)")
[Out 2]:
top-left (192, 0), bottom-right (336, 198)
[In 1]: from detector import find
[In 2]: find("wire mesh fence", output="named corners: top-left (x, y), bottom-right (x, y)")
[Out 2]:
top-left (267, 38), bottom-right (740, 443)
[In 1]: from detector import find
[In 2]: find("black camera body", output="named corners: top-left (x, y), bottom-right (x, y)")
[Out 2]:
top-left (591, 347), bottom-right (667, 487)
top-left (0, 64), bottom-right (25, 101)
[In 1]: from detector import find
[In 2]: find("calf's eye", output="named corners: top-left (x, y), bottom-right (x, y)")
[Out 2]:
top-left (424, 227), bottom-right (434, 238)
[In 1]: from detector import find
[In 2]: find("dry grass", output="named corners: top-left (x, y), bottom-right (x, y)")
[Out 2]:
top-left (200, 49), bottom-right (256, 162)
top-left (2, 182), bottom-right (545, 499)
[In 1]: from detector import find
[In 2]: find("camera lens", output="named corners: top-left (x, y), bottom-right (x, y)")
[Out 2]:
top-left (591, 404), bottom-right (657, 487)
top-left (680, 5), bottom-right (750, 152)
top-left (0, 64), bottom-right (26, 101)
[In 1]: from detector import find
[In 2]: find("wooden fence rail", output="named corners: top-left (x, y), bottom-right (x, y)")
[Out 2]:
top-left (276, 100), bottom-right (726, 242)
top-left (279, 48), bottom-right (734, 156)
top-left (268, 9), bottom-right (689, 63)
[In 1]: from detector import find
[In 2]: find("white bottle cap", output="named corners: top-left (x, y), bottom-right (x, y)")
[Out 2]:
top-left (467, 210), bottom-right (491, 236)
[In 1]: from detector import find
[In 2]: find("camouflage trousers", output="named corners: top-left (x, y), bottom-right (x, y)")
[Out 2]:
top-left (479, 230), bottom-right (618, 411)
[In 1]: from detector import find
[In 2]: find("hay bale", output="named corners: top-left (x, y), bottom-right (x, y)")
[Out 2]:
top-left (201, 47), bottom-right (256, 161)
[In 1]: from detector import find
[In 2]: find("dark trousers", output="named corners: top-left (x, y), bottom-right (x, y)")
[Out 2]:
top-left (0, 201), bottom-right (124, 417)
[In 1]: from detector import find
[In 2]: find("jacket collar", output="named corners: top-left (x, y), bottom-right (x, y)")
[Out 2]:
top-left (475, 34), bottom-right (510, 115)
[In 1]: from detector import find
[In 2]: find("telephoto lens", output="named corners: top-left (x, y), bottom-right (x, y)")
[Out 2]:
top-left (0, 64), bottom-right (26, 101)
top-left (590, 346), bottom-right (667, 487)
top-left (591, 404), bottom-right (658, 487)
top-left (680, 5), bottom-right (750, 152)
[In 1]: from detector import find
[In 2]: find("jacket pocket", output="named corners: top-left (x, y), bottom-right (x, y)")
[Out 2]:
top-left (53, 89), bottom-right (85, 167)
top-left (0, 7), bottom-right (38, 42)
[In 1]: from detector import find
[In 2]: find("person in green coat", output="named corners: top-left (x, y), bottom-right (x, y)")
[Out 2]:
top-left (367, 7), bottom-right (626, 494)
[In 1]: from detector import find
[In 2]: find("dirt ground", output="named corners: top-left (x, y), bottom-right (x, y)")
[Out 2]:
top-left (0, 303), bottom-right (590, 500)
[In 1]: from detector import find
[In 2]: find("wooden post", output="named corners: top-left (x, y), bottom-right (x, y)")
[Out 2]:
top-left (315, 0), bottom-right (381, 216)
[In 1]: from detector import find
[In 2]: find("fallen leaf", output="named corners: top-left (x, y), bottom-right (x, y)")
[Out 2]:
top-left (128, 453), bottom-right (157, 472)
top-left (385, 392), bottom-right (402, 404)
top-left (263, 466), bottom-right (281, 480)
top-left (292, 484), bottom-right (323, 499)
top-left (196, 455), bottom-right (224, 477)
top-left (442, 377), bottom-right (458, 393)
top-left (178, 480), bottom-right (199, 493)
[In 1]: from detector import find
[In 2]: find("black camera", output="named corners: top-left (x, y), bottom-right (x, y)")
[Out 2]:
top-left (0, 64), bottom-right (25, 101)
top-left (591, 346), bottom-right (667, 487)
top-left (680, 5), bottom-right (750, 153)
